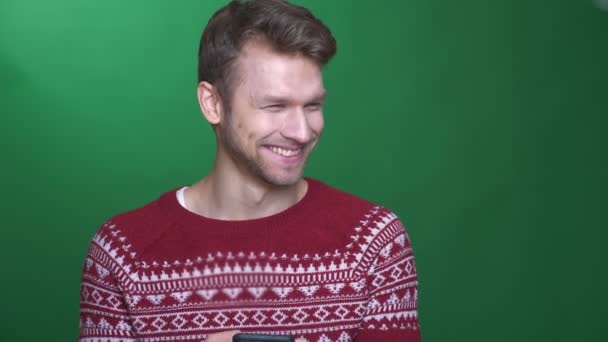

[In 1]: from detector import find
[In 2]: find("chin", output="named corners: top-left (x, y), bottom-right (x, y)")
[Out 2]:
top-left (259, 171), bottom-right (303, 187)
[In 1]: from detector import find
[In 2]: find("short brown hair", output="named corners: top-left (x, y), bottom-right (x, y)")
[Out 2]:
top-left (198, 0), bottom-right (337, 109)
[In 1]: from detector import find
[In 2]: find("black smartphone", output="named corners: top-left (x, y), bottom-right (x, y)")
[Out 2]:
top-left (232, 333), bottom-right (295, 342)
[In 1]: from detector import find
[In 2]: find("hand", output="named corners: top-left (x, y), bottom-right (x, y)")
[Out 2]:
top-left (205, 330), bottom-right (239, 342)
top-left (204, 331), bottom-right (307, 342)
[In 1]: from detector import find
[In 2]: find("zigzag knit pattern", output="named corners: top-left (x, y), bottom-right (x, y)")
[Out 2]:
top-left (79, 179), bottom-right (421, 342)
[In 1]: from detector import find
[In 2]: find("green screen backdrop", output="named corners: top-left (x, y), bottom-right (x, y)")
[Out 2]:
top-left (1, 0), bottom-right (607, 341)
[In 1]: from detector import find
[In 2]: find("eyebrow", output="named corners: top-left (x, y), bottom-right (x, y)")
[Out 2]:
top-left (258, 91), bottom-right (327, 105)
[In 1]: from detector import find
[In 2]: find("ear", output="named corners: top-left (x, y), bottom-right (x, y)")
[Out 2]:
top-left (197, 81), bottom-right (223, 125)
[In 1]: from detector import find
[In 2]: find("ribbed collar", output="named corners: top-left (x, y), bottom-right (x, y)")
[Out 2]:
top-left (157, 178), bottom-right (323, 237)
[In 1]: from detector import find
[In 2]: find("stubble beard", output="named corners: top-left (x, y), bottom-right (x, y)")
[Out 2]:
top-left (220, 117), bottom-right (314, 187)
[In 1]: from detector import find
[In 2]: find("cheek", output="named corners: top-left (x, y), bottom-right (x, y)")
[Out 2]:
top-left (233, 120), bottom-right (244, 133)
top-left (238, 117), bottom-right (267, 145)
top-left (309, 112), bottom-right (325, 134)
top-left (233, 119), bottom-right (250, 138)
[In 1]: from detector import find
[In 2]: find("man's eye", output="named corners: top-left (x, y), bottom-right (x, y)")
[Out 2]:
top-left (264, 104), bottom-right (285, 111)
top-left (305, 103), bottom-right (322, 111)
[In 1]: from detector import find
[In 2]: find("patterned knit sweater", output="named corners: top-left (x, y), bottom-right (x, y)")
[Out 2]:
top-left (79, 179), bottom-right (421, 342)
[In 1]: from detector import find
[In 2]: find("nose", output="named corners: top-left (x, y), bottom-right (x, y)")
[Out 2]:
top-left (281, 108), bottom-right (314, 144)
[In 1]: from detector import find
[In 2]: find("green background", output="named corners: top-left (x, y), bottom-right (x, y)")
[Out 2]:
top-left (1, 0), bottom-right (607, 340)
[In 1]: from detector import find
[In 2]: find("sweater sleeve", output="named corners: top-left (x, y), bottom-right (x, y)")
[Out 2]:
top-left (355, 216), bottom-right (421, 342)
top-left (79, 222), bottom-right (138, 342)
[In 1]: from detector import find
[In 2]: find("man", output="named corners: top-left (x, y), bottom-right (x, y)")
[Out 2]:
top-left (78, 1), bottom-right (421, 341)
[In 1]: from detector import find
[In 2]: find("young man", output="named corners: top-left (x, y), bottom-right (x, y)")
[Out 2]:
top-left (78, 1), bottom-right (421, 341)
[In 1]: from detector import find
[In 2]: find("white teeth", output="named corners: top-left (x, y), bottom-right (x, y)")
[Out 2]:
top-left (269, 146), bottom-right (300, 157)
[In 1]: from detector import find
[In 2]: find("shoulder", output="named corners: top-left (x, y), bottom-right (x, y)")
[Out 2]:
top-left (348, 205), bottom-right (415, 279)
top-left (306, 178), bottom-right (375, 213)
top-left (307, 179), bottom-right (415, 271)
top-left (305, 178), bottom-right (410, 241)
top-left (306, 178), bottom-right (408, 226)
top-left (89, 189), bottom-right (179, 262)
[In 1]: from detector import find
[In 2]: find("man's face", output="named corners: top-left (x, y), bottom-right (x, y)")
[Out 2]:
top-left (217, 41), bottom-right (326, 187)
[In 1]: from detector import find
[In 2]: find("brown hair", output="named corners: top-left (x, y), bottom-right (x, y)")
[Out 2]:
top-left (198, 0), bottom-right (337, 110)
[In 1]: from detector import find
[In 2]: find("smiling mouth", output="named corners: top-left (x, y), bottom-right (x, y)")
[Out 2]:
top-left (267, 145), bottom-right (303, 157)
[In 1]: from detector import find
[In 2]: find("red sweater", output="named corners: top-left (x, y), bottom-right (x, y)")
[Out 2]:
top-left (79, 179), bottom-right (421, 342)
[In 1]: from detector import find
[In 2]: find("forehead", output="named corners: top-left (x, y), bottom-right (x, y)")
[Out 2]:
top-left (233, 41), bottom-right (325, 101)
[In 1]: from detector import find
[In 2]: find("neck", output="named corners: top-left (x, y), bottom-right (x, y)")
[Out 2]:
top-left (184, 165), bottom-right (308, 221)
